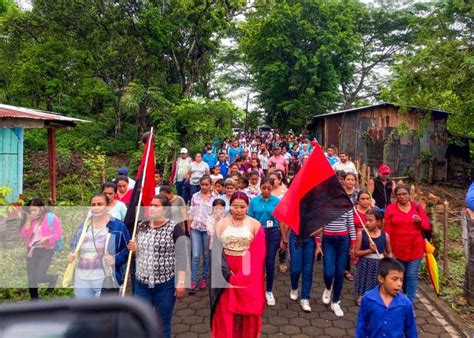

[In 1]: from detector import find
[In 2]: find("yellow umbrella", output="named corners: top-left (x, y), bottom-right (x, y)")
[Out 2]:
top-left (425, 239), bottom-right (440, 296)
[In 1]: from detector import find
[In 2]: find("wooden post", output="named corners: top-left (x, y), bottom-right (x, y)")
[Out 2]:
top-left (462, 210), bottom-right (474, 305)
top-left (47, 128), bottom-right (57, 205)
top-left (360, 164), bottom-right (367, 188)
top-left (443, 200), bottom-right (449, 274)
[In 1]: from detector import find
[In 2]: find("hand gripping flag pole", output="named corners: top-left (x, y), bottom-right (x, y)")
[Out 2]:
top-left (121, 127), bottom-right (154, 297)
top-left (353, 207), bottom-right (382, 260)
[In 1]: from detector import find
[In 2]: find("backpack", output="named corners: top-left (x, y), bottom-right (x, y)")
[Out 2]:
top-left (47, 213), bottom-right (64, 252)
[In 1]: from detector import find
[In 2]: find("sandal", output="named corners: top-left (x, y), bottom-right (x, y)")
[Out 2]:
top-left (344, 271), bottom-right (354, 282)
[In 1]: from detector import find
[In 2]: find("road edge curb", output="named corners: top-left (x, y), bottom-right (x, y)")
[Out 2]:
top-left (418, 281), bottom-right (473, 337)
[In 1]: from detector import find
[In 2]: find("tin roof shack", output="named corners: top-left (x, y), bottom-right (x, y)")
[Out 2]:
top-left (0, 104), bottom-right (87, 203)
top-left (307, 102), bottom-right (471, 184)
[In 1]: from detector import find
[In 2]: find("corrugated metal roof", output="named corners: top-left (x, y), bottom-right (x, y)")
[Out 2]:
top-left (310, 102), bottom-right (450, 120)
top-left (0, 104), bottom-right (88, 124)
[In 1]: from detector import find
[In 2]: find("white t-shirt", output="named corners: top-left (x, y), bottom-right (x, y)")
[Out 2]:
top-left (333, 161), bottom-right (358, 174)
top-left (189, 161), bottom-right (210, 185)
top-left (210, 174), bottom-right (224, 183)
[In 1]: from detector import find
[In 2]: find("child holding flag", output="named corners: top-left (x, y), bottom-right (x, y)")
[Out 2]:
top-left (354, 208), bottom-right (392, 305)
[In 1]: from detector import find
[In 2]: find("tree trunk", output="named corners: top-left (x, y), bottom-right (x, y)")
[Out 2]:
top-left (138, 99), bottom-right (147, 135)
top-left (114, 98), bottom-right (122, 137)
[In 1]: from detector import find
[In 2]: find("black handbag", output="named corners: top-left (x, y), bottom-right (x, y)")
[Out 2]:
top-left (91, 225), bottom-right (119, 295)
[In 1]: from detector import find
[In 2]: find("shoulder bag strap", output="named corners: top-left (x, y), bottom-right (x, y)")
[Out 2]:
top-left (90, 223), bottom-right (109, 277)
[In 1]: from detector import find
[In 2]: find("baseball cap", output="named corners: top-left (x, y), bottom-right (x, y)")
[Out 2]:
top-left (180, 147), bottom-right (188, 154)
top-left (118, 166), bottom-right (129, 176)
top-left (378, 164), bottom-right (391, 175)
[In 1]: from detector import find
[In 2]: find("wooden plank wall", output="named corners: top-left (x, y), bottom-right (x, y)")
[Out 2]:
top-left (0, 128), bottom-right (23, 201)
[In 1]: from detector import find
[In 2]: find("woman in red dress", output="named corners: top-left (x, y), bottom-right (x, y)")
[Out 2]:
top-left (210, 192), bottom-right (266, 338)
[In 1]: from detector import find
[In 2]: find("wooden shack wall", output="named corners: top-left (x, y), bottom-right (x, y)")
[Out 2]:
top-left (311, 105), bottom-right (464, 181)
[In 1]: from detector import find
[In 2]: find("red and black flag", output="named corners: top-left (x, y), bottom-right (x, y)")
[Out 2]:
top-left (124, 132), bottom-right (156, 234)
top-left (273, 143), bottom-right (353, 237)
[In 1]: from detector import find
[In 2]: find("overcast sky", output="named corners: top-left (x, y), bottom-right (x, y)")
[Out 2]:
top-left (14, 0), bottom-right (432, 112)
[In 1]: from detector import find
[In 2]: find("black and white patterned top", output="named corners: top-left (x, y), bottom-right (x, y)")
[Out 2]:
top-left (135, 219), bottom-right (186, 286)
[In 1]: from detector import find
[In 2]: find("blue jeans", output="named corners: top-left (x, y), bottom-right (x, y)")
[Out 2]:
top-left (322, 235), bottom-right (350, 302)
top-left (190, 184), bottom-right (201, 199)
top-left (191, 229), bottom-right (210, 283)
top-left (74, 275), bottom-right (103, 298)
top-left (399, 258), bottom-right (422, 301)
top-left (265, 227), bottom-right (281, 292)
top-left (289, 232), bottom-right (316, 300)
top-left (135, 277), bottom-right (176, 338)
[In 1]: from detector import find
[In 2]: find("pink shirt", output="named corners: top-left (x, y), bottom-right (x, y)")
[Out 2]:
top-left (20, 213), bottom-right (62, 250)
top-left (268, 155), bottom-right (288, 171)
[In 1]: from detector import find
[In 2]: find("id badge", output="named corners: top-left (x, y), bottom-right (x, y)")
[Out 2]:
top-left (266, 220), bottom-right (274, 228)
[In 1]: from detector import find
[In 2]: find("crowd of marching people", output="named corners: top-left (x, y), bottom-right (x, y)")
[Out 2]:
top-left (19, 129), bottom-right (437, 337)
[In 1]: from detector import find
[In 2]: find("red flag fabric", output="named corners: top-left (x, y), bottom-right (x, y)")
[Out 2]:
top-left (273, 143), bottom-right (352, 237)
top-left (136, 133), bottom-right (156, 207)
top-left (124, 133), bottom-right (156, 233)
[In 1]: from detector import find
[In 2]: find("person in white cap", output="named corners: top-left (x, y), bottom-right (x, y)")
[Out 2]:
top-left (171, 148), bottom-right (192, 204)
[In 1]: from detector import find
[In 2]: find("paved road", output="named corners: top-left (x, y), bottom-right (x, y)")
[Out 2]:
top-left (172, 261), bottom-right (462, 337)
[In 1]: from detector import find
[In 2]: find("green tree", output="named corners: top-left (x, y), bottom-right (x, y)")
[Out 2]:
top-left (240, 0), bottom-right (363, 131)
top-left (339, 3), bottom-right (426, 108)
top-left (383, 1), bottom-right (474, 137)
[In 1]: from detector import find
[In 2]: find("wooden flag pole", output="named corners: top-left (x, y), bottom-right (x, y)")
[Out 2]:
top-left (121, 127), bottom-right (154, 297)
top-left (353, 207), bottom-right (382, 260)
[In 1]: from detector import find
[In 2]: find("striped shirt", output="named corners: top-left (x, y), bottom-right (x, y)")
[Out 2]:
top-left (321, 210), bottom-right (356, 243)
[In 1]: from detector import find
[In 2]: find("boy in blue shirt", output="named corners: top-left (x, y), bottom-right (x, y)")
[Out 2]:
top-left (356, 257), bottom-right (418, 338)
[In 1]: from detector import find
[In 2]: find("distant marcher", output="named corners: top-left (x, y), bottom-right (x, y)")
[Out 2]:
top-left (115, 175), bottom-right (133, 207)
top-left (210, 165), bottom-right (224, 184)
top-left (155, 169), bottom-right (164, 195)
top-left (159, 185), bottom-right (187, 232)
top-left (213, 178), bottom-right (226, 198)
top-left (288, 154), bottom-right (301, 179)
top-left (203, 143), bottom-right (218, 170)
top-left (216, 152), bottom-right (230, 179)
top-left (90, 182), bottom-right (128, 221)
top-left (258, 144), bottom-right (270, 176)
top-left (326, 146), bottom-right (339, 167)
top-left (117, 167), bottom-right (136, 189)
top-left (269, 171), bottom-right (287, 199)
top-left (68, 193), bottom-right (130, 298)
top-left (206, 198), bottom-right (226, 251)
top-left (228, 140), bottom-right (243, 163)
top-left (356, 258), bottom-right (417, 338)
top-left (368, 164), bottom-right (396, 211)
top-left (171, 148), bottom-right (192, 204)
top-left (268, 146), bottom-right (289, 176)
top-left (187, 153), bottom-right (211, 197)
top-left (333, 151), bottom-right (357, 174)
top-left (20, 199), bottom-right (63, 299)
top-left (243, 170), bottom-right (262, 200)
top-left (384, 185), bottom-right (431, 301)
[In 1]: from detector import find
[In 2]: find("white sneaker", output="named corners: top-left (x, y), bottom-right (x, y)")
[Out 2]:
top-left (330, 301), bottom-right (344, 317)
top-left (322, 288), bottom-right (332, 304)
top-left (290, 289), bottom-right (298, 301)
top-left (300, 299), bottom-right (311, 312)
top-left (266, 292), bottom-right (276, 306)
